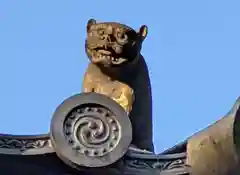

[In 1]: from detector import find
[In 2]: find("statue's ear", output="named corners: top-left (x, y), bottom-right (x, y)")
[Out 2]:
top-left (87, 19), bottom-right (96, 32)
top-left (138, 25), bottom-right (148, 42)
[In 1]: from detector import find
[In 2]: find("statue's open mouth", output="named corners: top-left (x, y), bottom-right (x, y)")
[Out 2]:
top-left (91, 47), bottom-right (123, 63)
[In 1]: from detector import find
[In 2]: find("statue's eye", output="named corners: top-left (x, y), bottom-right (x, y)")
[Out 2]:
top-left (98, 29), bottom-right (105, 35)
top-left (117, 32), bottom-right (128, 40)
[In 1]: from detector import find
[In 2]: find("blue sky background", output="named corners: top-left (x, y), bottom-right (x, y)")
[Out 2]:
top-left (0, 0), bottom-right (239, 153)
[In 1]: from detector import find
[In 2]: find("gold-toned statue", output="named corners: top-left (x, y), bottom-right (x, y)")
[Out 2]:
top-left (82, 19), bottom-right (154, 151)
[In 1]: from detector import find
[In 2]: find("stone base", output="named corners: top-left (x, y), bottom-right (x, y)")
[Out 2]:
top-left (0, 93), bottom-right (190, 175)
top-left (2, 93), bottom-right (239, 174)
top-left (0, 134), bottom-right (189, 174)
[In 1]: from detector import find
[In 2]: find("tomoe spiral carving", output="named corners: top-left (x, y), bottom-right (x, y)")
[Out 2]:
top-left (64, 106), bottom-right (121, 157)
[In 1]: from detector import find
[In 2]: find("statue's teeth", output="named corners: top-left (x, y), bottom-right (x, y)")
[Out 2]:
top-left (112, 57), bottom-right (118, 61)
top-left (98, 50), bottom-right (111, 55)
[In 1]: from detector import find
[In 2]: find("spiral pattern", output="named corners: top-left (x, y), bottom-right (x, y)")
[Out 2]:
top-left (63, 105), bottom-right (121, 157)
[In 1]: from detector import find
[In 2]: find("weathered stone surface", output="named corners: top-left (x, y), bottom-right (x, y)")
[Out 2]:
top-left (187, 97), bottom-right (240, 175)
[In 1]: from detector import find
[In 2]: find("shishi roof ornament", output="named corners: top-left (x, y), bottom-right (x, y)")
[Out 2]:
top-left (0, 18), bottom-right (239, 175)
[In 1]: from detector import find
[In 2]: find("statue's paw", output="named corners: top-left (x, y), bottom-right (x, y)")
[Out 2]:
top-left (112, 95), bottom-right (131, 113)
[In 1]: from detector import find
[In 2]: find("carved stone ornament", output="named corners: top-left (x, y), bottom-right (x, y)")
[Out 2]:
top-left (50, 92), bottom-right (132, 168)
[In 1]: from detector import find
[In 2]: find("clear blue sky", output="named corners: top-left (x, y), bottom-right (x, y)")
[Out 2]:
top-left (0, 0), bottom-right (239, 153)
